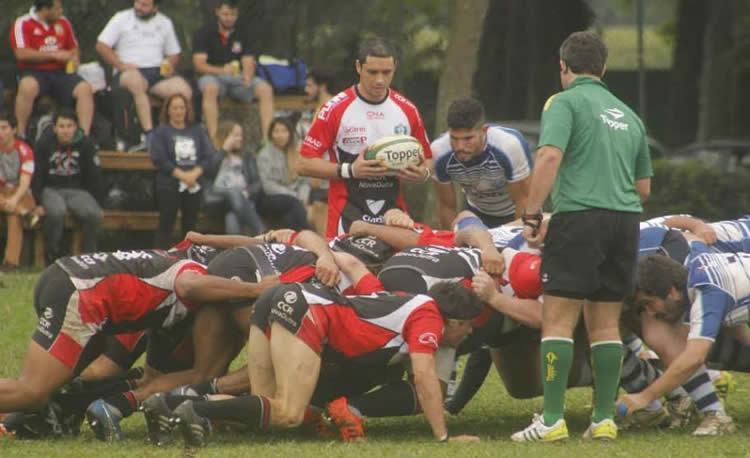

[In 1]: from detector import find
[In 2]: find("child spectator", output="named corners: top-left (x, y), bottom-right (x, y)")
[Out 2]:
top-left (149, 94), bottom-right (215, 248)
top-left (204, 121), bottom-right (265, 235)
top-left (256, 117), bottom-right (311, 230)
top-left (0, 112), bottom-right (36, 270)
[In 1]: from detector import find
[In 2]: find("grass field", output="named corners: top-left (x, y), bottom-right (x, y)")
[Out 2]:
top-left (1, 271), bottom-right (750, 457)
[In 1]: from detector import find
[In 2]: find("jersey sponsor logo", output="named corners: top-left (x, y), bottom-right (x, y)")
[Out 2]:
top-left (342, 135), bottom-right (368, 146)
top-left (344, 126), bottom-right (367, 134)
top-left (367, 111), bottom-right (385, 120)
top-left (362, 214), bottom-right (385, 224)
top-left (365, 199), bottom-right (386, 215)
top-left (600, 108), bottom-right (629, 131)
top-left (318, 92), bottom-right (348, 121)
top-left (303, 135), bottom-right (323, 150)
top-left (283, 291), bottom-right (298, 304)
top-left (418, 331), bottom-right (439, 349)
top-left (394, 123), bottom-right (408, 135)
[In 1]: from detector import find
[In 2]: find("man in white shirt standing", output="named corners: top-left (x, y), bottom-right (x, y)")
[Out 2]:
top-left (95, 0), bottom-right (191, 150)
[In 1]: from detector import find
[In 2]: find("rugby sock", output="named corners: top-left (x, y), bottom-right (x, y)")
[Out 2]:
top-left (590, 341), bottom-right (623, 422)
top-left (347, 380), bottom-right (418, 417)
top-left (165, 394), bottom-right (205, 410)
top-left (541, 337), bottom-right (574, 425)
top-left (444, 349), bottom-right (492, 415)
top-left (54, 379), bottom-right (134, 414)
top-left (620, 344), bottom-right (659, 393)
top-left (101, 391), bottom-right (138, 418)
top-left (191, 395), bottom-right (271, 431)
top-left (683, 367), bottom-right (725, 415)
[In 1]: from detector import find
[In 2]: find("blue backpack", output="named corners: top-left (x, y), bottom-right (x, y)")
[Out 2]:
top-left (256, 55), bottom-right (307, 94)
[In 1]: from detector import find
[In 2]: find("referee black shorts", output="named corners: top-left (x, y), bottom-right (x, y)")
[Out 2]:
top-left (541, 208), bottom-right (640, 302)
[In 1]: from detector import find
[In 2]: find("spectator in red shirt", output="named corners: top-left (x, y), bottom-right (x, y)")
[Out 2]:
top-left (0, 112), bottom-right (36, 270)
top-left (10, 0), bottom-right (94, 137)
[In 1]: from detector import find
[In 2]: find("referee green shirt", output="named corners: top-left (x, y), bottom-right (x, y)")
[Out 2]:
top-left (538, 76), bottom-right (652, 214)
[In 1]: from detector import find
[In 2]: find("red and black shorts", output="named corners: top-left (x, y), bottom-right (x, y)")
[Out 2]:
top-left (250, 283), bottom-right (325, 353)
top-left (32, 264), bottom-right (103, 372)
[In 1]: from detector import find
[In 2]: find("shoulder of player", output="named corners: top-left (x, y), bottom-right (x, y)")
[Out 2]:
top-left (57, 16), bottom-right (75, 29)
top-left (315, 87), bottom-right (356, 122)
top-left (485, 125), bottom-right (528, 153)
top-left (430, 132), bottom-right (452, 159)
top-left (15, 138), bottom-right (33, 153)
top-left (388, 89), bottom-right (420, 113)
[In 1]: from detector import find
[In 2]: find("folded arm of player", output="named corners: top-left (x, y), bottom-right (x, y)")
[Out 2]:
top-left (662, 215), bottom-right (717, 244)
top-left (471, 271), bottom-right (541, 328)
top-left (289, 230), bottom-right (340, 287)
top-left (454, 227), bottom-right (504, 276)
top-left (349, 220), bottom-right (420, 251)
top-left (186, 231), bottom-right (265, 249)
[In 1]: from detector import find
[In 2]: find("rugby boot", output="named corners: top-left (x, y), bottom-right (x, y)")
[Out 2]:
top-left (692, 411), bottom-right (736, 436)
top-left (618, 405), bottom-right (671, 430)
top-left (511, 413), bottom-right (569, 443)
top-left (142, 393), bottom-right (175, 446)
top-left (666, 396), bottom-right (696, 428)
top-left (173, 400), bottom-right (212, 448)
top-left (582, 418), bottom-right (618, 440)
top-left (86, 399), bottom-right (124, 441)
top-left (326, 397), bottom-right (365, 442)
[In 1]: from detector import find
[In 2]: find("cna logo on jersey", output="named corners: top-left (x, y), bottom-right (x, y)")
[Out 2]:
top-left (600, 108), bottom-right (629, 131)
top-left (367, 111), bottom-right (385, 120)
top-left (418, 332), bottom-right (439, 349)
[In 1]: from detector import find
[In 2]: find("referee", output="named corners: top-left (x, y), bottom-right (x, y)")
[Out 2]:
top-left (512, 31), bottom-right (652, 442)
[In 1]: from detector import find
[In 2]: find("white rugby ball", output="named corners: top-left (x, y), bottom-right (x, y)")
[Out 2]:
top-left (365, 135), bottom-right (424, 170)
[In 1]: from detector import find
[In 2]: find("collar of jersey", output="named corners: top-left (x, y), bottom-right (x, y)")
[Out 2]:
top-left (354, 85), bottom-right (389, 105)
top-left (568, 76), bottom-right (608, 91)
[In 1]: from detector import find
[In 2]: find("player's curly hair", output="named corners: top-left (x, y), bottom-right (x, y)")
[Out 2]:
top-left (636, 254), bottom-right (688, 299)
top-left (428, 281), bottom-right (483, 321)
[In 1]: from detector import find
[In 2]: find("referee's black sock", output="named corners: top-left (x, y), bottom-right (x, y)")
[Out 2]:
top-left (191, 395), bottom-right (271, 431)
top-left (445, 349), bottom-right (491, 414)
top-left (347, 380), bottom-right (418, 417)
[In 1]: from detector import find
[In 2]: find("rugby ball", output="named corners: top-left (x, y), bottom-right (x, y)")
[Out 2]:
top-left (364, 135), bottom-right (424, 170)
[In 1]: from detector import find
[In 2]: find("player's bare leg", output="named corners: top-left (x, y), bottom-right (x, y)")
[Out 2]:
top-left (0, 341), bottom-right (73, 411)
top-left (248, 325), bottom-right (275, 397)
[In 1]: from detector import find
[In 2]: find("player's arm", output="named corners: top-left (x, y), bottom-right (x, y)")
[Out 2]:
top-left (284, 230), bottom-right (340, 287)
top-left (186, 231), bottom-right (264, 249)
top-left (636, 178), bottom-right (651, 203)
top-left (349, 220), bottom-right (420, 250)
top-left (663, 215), bottom-right (717, 244)
top-left (296, 156), bottom-right (339, 179)
top-left (507, 176), bottom-right (530, 219)
top-left (454, 226), bottom-right (504, 276)
top-left (433, 181), bottom-right (457, 230)
top-left (192, 52), bottom-right (227, 76)
top-left (471, 271), bottom-right (541, 327)
top-left (175, 271), bottom-right (279, 304)
top-left (332, 251), bottom-right (371, 287)
top-left (410, 352), bottom-right (449, 440)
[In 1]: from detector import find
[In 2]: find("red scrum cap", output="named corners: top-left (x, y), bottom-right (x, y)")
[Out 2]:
top-left (508, 252), bottom-right (543, 299)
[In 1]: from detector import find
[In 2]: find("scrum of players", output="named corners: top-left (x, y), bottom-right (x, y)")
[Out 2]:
top-left (0, 209), bottom-right (748, 446)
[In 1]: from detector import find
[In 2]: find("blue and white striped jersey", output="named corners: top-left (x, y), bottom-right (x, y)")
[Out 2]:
top-left (432, 125), bottom-right (531, 217)
top-left (686, 241), bottom-right (750, 340)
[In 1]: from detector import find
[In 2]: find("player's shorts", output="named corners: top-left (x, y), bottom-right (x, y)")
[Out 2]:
top-left (464, 201), bottom-right (516, 228)
top-left (197, 74), bottom-right (265, 102)
top-left (378, 267), bottom-right (428, 294)
top-left (104, 332), bottom-right (148, 370)
top-left (542, 208), bottom-right (640, 301)
top-left (32, 263), bottom-right (102, 371)
top-left (206, 247), bottom-right (259, 308)
top-left (251, 283), bottom-right (325, 354)
top-left (20, 70), bottom-right (85, 107)
top-left (145, 315), bottom-right (195, 374)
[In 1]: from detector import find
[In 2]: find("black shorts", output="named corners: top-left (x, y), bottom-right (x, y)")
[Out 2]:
top-left (206, 247), bottom-right (258, 308)
top-left (309, 188), bottom-right (328, 204)
top-left (542, 209), bottom-right (640, 301)
top-left (250, 283), bottom-right (325, 352)
top-left (378, 267), bottom-right (428, 294)
top-left (145, 315), bottom-right (195, 373)
top-left (464, 201), bottom-right (516, 228)
top-left (20, 70), bottom-right (84, 106)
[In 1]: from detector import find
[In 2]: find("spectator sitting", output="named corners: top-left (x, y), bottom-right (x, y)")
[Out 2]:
top-left (256, 117), bottom-right (311, 231)
top-left (204, 120), bottom-right (265, 235)
top-left (11, 0), bottom-right (94, 137)
top-left (0, 112), bottom-right (37, 271)
top-left (96, 0), bottom-right (192, 151)
top-left (31, 108), bottom-right (103, 265)
top-left (149, 94), bottom-right (215, 248)
top-left (192, 0), bottom-right (274, 141)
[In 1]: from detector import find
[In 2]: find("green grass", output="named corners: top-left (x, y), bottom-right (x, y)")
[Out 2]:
top-left (2, 271), bottom-right (750, 457)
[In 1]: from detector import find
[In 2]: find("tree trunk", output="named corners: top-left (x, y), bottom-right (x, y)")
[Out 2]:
top-left (433, 0), bottom-right (490, 133)
top-left (666, 0), bottom-right (708, 147)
